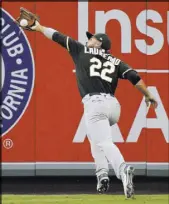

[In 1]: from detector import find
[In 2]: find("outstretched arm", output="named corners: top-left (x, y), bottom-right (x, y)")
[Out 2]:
top-left (16, 8), bottom-right (83, 54)
top-left (35, 23), bottom-right (68, 48)
top-left (32, 21), bottom-right (83, 54)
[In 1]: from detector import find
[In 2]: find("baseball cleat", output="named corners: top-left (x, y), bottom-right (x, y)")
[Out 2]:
top-left (97, 173), bottom-right (109, 194)
top-left (121, 166), bottom-right (135, 199)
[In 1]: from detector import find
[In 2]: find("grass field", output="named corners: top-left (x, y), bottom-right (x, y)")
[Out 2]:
top-left (2, 194), bottom-right (169, 204)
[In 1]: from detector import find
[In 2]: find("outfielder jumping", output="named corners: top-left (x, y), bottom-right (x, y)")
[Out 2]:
top-left (16, 8), bottom-right (158, 198)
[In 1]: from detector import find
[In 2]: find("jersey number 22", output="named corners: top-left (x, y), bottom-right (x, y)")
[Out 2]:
top-left (90, 57), bottom-right (115, 83)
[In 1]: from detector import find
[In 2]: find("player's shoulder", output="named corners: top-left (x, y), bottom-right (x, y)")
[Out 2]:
top-left (110, 55), bottom-right (129, 68)
top-left (68, 37), bottom-right (84, 48)
top-left (106, 54), bottom-right (121, 66)
top-left (118, 60), bottom-right (131, 68)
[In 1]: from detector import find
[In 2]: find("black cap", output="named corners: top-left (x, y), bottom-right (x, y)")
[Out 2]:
top-left (86, 31), bottom-right (111, 50)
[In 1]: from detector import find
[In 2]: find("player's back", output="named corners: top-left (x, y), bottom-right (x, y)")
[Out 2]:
top-left (50, 31), bottom-right (132, 98)
top-left (74, 46), bottom-right (121, 98)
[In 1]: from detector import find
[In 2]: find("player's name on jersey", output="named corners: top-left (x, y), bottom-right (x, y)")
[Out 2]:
top-left (84, 46), bottom-right (121, 65)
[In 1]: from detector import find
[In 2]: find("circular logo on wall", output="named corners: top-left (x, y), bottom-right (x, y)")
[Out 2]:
top-left (0, 8), bottom-right (35, 136)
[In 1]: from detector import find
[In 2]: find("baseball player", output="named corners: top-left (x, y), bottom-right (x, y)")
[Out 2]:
top-left (16, 9), bottom-right (158, 198)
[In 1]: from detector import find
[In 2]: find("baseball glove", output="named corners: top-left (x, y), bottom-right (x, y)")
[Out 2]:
top-left (16, 7), bottom-right (40, 31)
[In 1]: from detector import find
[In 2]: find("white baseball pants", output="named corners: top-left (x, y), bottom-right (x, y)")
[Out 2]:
top-left (82, 93), bottom-right (125, 179)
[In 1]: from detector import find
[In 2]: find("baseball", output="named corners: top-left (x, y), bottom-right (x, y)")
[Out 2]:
top-left (20, 19), bottom-right (28, 27)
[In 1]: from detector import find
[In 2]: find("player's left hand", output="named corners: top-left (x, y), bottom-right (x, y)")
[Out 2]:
top-left (15, 7), bottom-right (40, 31)
top-left (145, 95), bottom-right (158, 109)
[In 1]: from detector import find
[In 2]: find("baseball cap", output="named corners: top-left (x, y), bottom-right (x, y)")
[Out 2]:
top-left (86, 31), bottom-right (111, 50)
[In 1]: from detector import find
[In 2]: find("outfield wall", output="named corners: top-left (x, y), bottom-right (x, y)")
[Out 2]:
top-left (1, 2), bottom-right (169, 176)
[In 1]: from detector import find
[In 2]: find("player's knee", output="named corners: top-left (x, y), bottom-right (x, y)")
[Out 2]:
top-left (86, 113), bottom-right (108, 124)
top-left (97, 140), bottom-right (111, 151)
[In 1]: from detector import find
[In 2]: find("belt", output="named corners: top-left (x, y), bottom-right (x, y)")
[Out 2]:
top-left (89, 92), bottom-right (114, 97)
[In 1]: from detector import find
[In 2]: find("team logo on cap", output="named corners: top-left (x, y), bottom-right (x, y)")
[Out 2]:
top-left (0, 9), bottom-right (35, 136)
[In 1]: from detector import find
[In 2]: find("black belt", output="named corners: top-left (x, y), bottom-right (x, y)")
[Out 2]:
top-left (89, 92), bottom-right (114, 97)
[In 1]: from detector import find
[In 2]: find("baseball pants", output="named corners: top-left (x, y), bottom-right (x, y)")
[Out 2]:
top-left (82, 93), bottom-right (125, 179)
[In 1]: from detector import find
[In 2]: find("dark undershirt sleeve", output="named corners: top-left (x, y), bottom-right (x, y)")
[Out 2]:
top-left (52, 32), bottom-right (84, 56)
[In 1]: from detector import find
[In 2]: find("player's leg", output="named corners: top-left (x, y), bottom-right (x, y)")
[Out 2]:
top-left (86, 118), bottom-right (124, 178)
top-left (88, 118), bottom-right (134, 198)
top-left (87, 133), bottom-right (109, 193)
top-left (108, 96), bottom-right (135, 198)
top-left (83, 95), bottom-right (111, 193)
top-left (84, 95), bottom-right (134, 198)
top-left (84, 95), bottom-right (124, 178)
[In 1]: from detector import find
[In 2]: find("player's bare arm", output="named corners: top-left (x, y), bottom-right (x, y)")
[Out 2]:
top-left (32, 21), bottom-right (44, 33)
top-left (125, 71), bottom-right (158, 108)
top-left (118, 62), bottom-right (158, 109)
top-left (135, 79), bottom-right (158, 108)
top-left (30, 21), bottom-right (48, 34)
top-left (126, 73), bottom-right (158, 108)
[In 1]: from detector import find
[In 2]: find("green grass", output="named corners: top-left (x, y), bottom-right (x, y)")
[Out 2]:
top-left (2, 194), bottom-right (169, 204)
